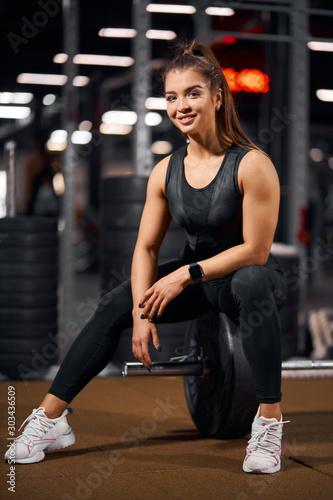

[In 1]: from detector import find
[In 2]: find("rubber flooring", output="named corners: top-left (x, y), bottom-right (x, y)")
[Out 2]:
top-left (1, 376), bottom-right (332, 500)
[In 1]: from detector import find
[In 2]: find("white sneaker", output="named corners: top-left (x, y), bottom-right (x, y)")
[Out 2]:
top-left (4, 407), bottom-right (75, 464)
top-left (243, 407), bottom-right (290, 474)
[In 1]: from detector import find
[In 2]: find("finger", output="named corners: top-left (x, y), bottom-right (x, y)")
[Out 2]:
top-left (151, 326), bottom-right (161, 351)
top-left (157, 297), bottom-right (170, 317)
top-left (141, 341), bottom-right (152, 369)
top-left (142, 293), bottom-right (158, 318)
top-left (148, 296), bottom-right (164, 321)
top-left (139, 287), bottom-right (154, 308)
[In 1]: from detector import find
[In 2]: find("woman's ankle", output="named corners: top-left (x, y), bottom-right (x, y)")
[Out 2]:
top-left (259, 403), bottom-right (282, 421)
top-left (40, 393), bottom-right (68, 419)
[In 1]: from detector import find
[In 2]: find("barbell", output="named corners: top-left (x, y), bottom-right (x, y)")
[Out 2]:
top-left (122, 309), bottom-right (333, 439)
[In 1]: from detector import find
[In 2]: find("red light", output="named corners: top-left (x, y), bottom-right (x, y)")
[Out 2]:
top-left (222, 67), bottom-right (269, 93)
top-left (223, 35), bottom-right (237, 45)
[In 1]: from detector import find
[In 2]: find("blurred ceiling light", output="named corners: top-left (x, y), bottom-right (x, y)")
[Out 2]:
top-left (328, 157), bottom-right (333, 170)
top-left (102, 110), bottom-right (137, 125)
top-left (98, 28), bottom-right (137, 38)
top-left (17, 73), bottom-right (68, 85)
top-left (307, 41), bottom-right (333, 52)
top-left (100, 123), bottom-right (133, 135)
top-left (316, 89), bottom-right (333, 102)
top-left (79, 120), bottom-right (92, 131)
top-left (145, 112), bottom-right (163, 126)
top-left (205, 7), bottom-right (234, 16)
top-left (309, 148), bottom-right (324, 162)
top-left (146, 29), bottom-right (177, 40)
top-left (53, 53), bottom-right (68, 63)
top-left (73, 54), bottom-right (134, 67)
top-left (47, 139), bottom-right (67, 151)
top-left (145, 97), bottom-right (167, 110)
top-left (0, 92), bottom-right (33, 104)
top-left (73, 76), bottom-right (90, 87)
top-left (71, 130), bottom-right (92, 144)
top-left (0, 106), bottom-right (31, 119)
top-left (50, 130), bottom-right (68, 143)
top-left (53, 173), bottom-right (65, 195)
top-left (43, 94), bottom-right (56, 105)
top-left (151, 141), bottom-right (173, 154)
top-left (146, 4), bottom-right (196, 14)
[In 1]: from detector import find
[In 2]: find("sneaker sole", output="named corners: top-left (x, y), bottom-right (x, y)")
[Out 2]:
top-left (8, 431), bottom-right (76, 464)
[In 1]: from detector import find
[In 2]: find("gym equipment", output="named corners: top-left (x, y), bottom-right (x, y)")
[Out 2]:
top-left (0, 216), bottom-right (59, 378)
top-left (122, 310), bottom-right (333, 439)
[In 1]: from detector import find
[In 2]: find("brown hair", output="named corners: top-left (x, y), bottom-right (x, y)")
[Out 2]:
top-left (162, 39), bottom-right (261, 152)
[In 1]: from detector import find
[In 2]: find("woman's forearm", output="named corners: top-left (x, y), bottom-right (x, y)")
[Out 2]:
top-left (131, 244), bottom-right (159, 322)
top-left (199, 242), bottom-right (269, 282)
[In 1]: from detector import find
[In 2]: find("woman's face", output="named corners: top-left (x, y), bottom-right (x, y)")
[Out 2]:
top-left (164, 69), bottom-right (221, 138)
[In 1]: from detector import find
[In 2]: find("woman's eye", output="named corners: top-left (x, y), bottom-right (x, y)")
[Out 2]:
top-left (166, 96), bottom-right (176, 102)
top-left (189, 92), bottom-right (199, 97)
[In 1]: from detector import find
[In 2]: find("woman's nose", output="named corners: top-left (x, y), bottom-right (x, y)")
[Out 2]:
top-left (178, 98), bottom-right (189, 112)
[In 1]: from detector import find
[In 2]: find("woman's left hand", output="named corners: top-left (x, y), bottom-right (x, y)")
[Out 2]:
top-left (139, 267), bottom-right (191, 320)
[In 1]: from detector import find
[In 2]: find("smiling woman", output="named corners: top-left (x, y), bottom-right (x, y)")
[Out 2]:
top-left (5, 40), bottom-right (288, 475)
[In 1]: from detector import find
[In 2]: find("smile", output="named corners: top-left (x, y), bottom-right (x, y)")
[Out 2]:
top-left (177, 114), bottom-right (196, 124)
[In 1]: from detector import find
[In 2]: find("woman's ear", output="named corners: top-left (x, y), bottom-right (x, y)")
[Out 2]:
top-left (216, 88), bottom-right (223, 108)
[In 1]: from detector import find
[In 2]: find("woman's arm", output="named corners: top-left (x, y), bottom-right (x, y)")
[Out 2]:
top-left (131, 155), bottom-right (172, 368)
top-left (139, 149), bottom-right (280, 318)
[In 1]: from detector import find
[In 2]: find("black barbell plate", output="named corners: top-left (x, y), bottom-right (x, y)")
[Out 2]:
top-left (0, 292), bottom-right (57, 308)
top-left (0, 263), bottom-right (58, 278)
top-left (0, 232), bottom-right (58, 248)
top-left (0, 216), bottom-right (58, 233)
top-left (183, 310), bottom-right (257, 439)
top-left (0, 307), bottom-right (57, 323)
top-left (0, 278), bottom-right (58, 293)
top-left (0, 248), bottom-right (58, 263)
top-left (0, 322), bottom-right (58, 338)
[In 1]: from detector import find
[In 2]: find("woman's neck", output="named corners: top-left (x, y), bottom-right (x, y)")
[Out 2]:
top-left (186, 133), bottom-right (229, 159)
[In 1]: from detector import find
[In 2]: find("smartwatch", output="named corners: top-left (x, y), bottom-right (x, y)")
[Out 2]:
top-left (188, 262), bottom-right (204, 284)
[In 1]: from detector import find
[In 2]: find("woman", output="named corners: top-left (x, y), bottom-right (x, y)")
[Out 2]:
top-left (5, 40), bottom-right (289, 473)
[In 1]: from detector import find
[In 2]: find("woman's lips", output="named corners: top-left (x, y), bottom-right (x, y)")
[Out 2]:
top-left (177, 114), bottom-right (196, 124)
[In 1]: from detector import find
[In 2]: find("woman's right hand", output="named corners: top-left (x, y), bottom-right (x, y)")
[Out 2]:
top-left (132, 319), bottom-right (161, 370)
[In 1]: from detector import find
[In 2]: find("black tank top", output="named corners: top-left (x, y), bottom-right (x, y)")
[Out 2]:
top-left (165, 142), bottom-right (250, 261)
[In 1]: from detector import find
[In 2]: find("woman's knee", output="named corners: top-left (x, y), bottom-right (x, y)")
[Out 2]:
top-left (230, 266), bottom-right (269, 305)
top-left (95, 279), bottom-right (133, 316)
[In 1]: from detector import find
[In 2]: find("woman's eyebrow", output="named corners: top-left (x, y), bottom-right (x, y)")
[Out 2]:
top-left (165, 85), bottom-right (204, 95)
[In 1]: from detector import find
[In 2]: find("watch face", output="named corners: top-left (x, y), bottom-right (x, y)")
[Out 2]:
top-left (190, 263), bottom-right (203, 281)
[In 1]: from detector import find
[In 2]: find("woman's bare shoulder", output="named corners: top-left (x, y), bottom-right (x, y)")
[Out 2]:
top-left (238, 148), bottom-right (279, 194)
top-left (148, 154), bottom-right (173, 195)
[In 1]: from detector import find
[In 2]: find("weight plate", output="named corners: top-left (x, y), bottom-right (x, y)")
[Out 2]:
top-left (0, 263), bottom-right (58, 278)
top-left (0, 248), bottom-right (58, 263)
top-left (99, 177), bottom-right (148, 202)
top-left (0, 307), bottom-right (57, 323)
top-left (0, 322), bottom-right (57, 338)
top-left (0, 232), bottom-right (58, 248)
top-left (100, 203), bottom-right (144, 229)
top-left (0, 292), bottom-right (57, 308)
top-left (0, 216), bottom-right (58, 233)
top-left (0, 337), bottom-right (53, 353)
top-left (0, 278), bottom-right (58, 293)
top-left (183, 310), bottom-right (257, 439)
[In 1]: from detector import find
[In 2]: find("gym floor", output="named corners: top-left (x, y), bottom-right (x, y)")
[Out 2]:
top-left (0, 376), bottom-right (332, 500)
top-left (1, 271), bottom-right (332, 500)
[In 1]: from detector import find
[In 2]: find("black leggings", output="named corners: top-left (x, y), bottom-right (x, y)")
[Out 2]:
top-left (48, 254), bottom-right (288, 405)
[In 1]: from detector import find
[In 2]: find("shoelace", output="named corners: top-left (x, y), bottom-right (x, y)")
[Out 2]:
top-left (15, 409), bottom-right (55, 447)
top-left (247, 420), bottom-right (290, 457)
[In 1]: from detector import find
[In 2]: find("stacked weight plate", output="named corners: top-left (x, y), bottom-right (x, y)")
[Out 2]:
top-left (0, 216), bottom-right (59, 379)
top-left (99, 176), bottom-right (188, 362)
